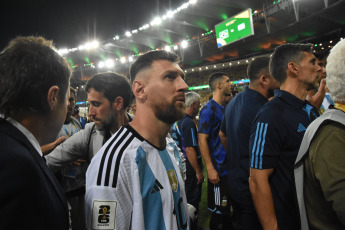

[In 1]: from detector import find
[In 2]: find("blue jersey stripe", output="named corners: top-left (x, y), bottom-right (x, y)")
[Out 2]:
top-left (191, 128), bottom-right (197, 146)
top-left (251, 122), bottom-right (260, 168)
top-left (158, 149), bottom-right (187, 230)
top-left (255, 123), bottom-right (264, 168)
top-left (259, 123), bottom-right (268, 169)
top-left (136, 147), bottom-right (166, 230)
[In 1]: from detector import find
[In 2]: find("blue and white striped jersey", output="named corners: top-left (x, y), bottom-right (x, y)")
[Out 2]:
top-left (85, 124), bottom-right (189, 230)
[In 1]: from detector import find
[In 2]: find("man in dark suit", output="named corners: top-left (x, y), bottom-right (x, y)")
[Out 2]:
top-left (0, 36), bottom-right (72, 229)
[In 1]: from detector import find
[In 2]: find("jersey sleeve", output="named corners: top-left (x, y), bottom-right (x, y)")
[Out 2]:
top-left (249, 109), bottom-right (281, 170)
top-left (198, 105), bottom-right (214, 135)
top-left (181, 119), bottom-right (198, 147)
top-left (85, 150), bottom-right (136, 230)
top-left (220, 115), bottom-right (227, 135)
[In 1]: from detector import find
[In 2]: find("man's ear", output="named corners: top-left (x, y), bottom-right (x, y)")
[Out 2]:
top-left (132, 80), bottom-right (146, 100)
top-left (47, 86), bottom-right (60, 110)
top-left (259, 74), bottom-right (269, 87)
top-left (288, 62), bottom-right (299, 76)
top-left (112, 96), bottom-right (124, 111)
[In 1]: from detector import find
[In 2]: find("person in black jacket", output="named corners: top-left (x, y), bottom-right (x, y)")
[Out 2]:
top-left (0, 36), bottom-right (72, 230)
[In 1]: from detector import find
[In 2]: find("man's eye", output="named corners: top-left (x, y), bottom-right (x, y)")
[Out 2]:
top-left (165, 75), bottom-right (176, 79)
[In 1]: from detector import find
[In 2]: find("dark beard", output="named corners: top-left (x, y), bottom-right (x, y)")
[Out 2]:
top-left (95, 110), bottom-right (117, 132)
top-left (153, 100), bottom-right (185, 125)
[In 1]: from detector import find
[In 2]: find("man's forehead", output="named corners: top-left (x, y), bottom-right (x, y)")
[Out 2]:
top-left (137, 59), bottom-right (183, 77)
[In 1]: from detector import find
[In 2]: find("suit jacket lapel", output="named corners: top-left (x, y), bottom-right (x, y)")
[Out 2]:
top-left (0, 120), bottom-right (69, 214)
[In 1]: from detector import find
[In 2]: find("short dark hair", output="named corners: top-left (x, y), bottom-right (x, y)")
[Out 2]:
top-left (85, 72), bottom-right (131, 109)
top-left (0, 36), bottom-right (71, 117)
top-left (247, 57), bottom-right (270, 82)
top-left (209, 72), bottom-right (229, 91)
top-left (129, 50), bottom-right (180, 83)
top-left (269, 43), bottom-right (313, 84)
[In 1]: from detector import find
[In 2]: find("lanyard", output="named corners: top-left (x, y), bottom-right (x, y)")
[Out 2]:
top-left (63, 120), bottom-right (79, 138)
top-left (334, 103), bottom-right (345, 113)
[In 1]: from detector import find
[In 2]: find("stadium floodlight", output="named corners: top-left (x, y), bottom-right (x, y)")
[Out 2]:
top-left (98, 61), bottom-right (105, 68)
top-left (132, 29), bottom-right (138, 34)
top-left (91, 41), bottom-right (99, 48)
top-left (105, 59), bottom-right (114, 68)
top-left (166, 10), bottom-right (174, 18)
top-left (125, 31), bottom-right (132, 37)
top-left (114, 35), bottom-right (120, 40)
top-left (181, 3), bottom-right (189, 9)
top-left (78, 45), bottom-right (85, 50)
top-left (164, 46), bottom-right (171, 52)
top-left (151, 17), bottom-right (162, 26)
top-left (143, 24), bottom-right (150, 29)
top-left (189, 0), bottom-right (197, 4)
top-left (120, 57), bottom-right (126, 64)
top-left (128, 56), bottom-right (134, 62)
top-left (181, 40), bottom-right (188, 49)
top-left (57, 49), bottom-right (69, 56)
top-left (84, 42), bottom-right (92, 50)
top-left (173, 45), bottom-right (178, 50)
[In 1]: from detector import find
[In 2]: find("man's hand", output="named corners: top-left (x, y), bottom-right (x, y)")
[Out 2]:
top-left (196, 170), bottom-right (204, 184)
top-left (71, 159), bottom-right (86, 166)
top-left (207, 167), bottom-right (220, 184)
top-left (41, 136), bottom-right (66, 156)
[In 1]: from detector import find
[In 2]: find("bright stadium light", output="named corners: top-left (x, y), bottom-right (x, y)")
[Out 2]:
top-left (189, 0), bottom-right (197, 4)
top-left (166, 10), bottom-right (174, 18)
top-left (113, 35), bottom-right (120, 40)
top-left (91, 40), bottom-right (99, 48)
top-left (173, 45), bottom-right (179, 50)
top-left (120, 57), bottom-right (126, 64)
top-left (181, 40), bottom-right (188, 48)
top-left (125, 31), bottom-right (132, 37)
top-left (78, 45), bottom-right (85, 50)
top-left (128, 56), bottom-right (134, 62)
top-left (105, 59), bottom-right (114, 68)
top-left (151, 17), bottom-right (162, 26)
top-left (98, 61), bottom-right (105, 68)
top-left (164, 46), bottom-right (171, 52)
top-left (58, 49), bottom-right (69, 56)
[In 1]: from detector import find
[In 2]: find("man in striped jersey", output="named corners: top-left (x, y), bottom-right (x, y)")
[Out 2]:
top-left (85, 50), bottom-right (189, 230)
top-left (249, 43), bottom-right (321, 230)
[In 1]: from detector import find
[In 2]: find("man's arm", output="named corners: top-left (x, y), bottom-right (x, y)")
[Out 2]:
top-left (249, 167), bottom-right (278, 230)
top-left (307, 78), bottom-right (326, 109)
top-left (198, 133), bottom-right (219, 184)
top-left (45, 125), bottom-right (92, 172)
top-left (185, 147), bottom-right (204, 184)
top-left (219, 130), bottom-right (228, 152)
top-left (41, 136), bottom-right (66, 155)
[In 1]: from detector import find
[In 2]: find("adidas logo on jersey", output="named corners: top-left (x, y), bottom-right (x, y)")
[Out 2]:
top-left (297, 123), bottom-right (306, 132)
top-left (151, 179), bottom-right (164, 194)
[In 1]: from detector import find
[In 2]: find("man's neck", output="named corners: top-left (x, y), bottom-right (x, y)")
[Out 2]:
top-left (249, 84), bottom-right (269, 99)
top-left (110, 110), bottom-right (129, 134)
top-left (129, 106), bottom-right (171, 149)
top-left (212, 91), bottom-right (226, 106)
top-left (280, 79), bottom-right (308, 101)
top-left (185, 108), bottom-right (194, 118)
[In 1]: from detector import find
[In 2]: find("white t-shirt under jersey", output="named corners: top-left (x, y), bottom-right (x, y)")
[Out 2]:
top-left (85, 124), bottom-right (188, 230)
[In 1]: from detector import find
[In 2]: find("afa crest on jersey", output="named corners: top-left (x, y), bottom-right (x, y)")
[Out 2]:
top-left (168, 169), bottom-right (178, 192)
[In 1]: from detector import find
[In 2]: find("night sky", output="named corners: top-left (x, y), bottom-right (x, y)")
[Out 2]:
top-left (0, 0), bottom-right (185, 50)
